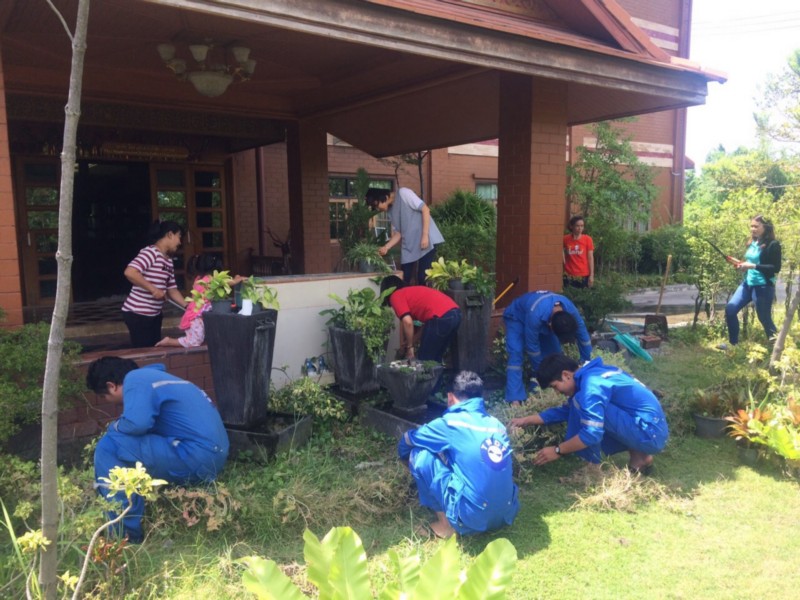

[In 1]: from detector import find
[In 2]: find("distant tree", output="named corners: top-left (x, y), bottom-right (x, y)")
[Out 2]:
top-left (379, 151), bottom-right (430, 198)
top-left (566, 120), bottom-right (657, 272)
top-left (756, 48), bottom-right (800, 144)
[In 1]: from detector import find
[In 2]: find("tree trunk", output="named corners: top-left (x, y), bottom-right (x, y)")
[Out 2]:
top-left (771, 277), bottom-right (800, 368)
top-left (39, 1), bottom-right (91, 597)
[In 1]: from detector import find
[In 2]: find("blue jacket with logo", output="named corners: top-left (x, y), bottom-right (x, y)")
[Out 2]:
top-left (398, 397), bottom-right (519, 534)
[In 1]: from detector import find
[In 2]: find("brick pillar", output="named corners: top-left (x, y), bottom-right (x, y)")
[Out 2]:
top-left (286, 120), bottom-right (331, 274)
top-left (0, 45), bottom-right (24, 327)
top-left (496, 74), bottom-right (568, 306)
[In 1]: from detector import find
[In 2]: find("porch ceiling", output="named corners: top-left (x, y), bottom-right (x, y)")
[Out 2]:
top-left (1, 0), bottom-right (716, 157)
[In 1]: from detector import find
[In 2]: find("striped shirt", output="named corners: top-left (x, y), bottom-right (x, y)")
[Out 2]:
top-left (121, 245), bottom-right (177, 316)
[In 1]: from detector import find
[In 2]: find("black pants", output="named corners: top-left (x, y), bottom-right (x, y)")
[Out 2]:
top-left (402, 249), bottom-right (438, 286)
top-left (123, 311), bottom-right (163, 348)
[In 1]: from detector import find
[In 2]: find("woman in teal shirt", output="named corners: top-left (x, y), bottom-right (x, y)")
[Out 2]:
top-left (723, 215), bottom-right (782, 346)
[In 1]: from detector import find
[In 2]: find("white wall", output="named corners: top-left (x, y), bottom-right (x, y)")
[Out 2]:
top-left (266, 273), bottom-right (400, 388)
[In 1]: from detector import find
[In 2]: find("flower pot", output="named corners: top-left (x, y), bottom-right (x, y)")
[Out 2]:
top-left (448, 279), bottom-right (465, 290)
top-left (204, 309), bottom-right (278, 428)
top-left (211, 299), bottom-right (235, 314)
top-left (377, 364), bottom-right (444, 414)
top-left (446, 289), bottom-right (491, 374)
top-left (692, 413), bottom-right (728, 439)
top-left (328, 326), bottom-right (381, 394)
top-left (737, 445), bottom-right (761, 467)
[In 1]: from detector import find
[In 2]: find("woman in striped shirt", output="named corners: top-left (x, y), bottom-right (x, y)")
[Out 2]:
top-left (121, 221), bottom-right (188, 347)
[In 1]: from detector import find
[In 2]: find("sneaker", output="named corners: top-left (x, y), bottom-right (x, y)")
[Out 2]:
top-left (716, 343), bottom-right (729, 351)
top-left (303, 358), bottom-right (318, 376)
top-left (317, 355), bottom-right (329, 374)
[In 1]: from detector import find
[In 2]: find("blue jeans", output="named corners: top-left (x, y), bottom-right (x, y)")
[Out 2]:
top-left (725, 282), bottom-right (776, 345)
top-left (418, 308), bottom-right (462, 362)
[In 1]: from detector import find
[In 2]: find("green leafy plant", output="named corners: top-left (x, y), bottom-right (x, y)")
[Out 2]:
top-left (344, 241), bottom-right (393, 274)
top-left (430, 189), bottom-right (497, 271)
top-left (425, 257), bottom-right (494, 297)
top-left (270, 377), bottom-right (349, 423)
top-left (0, 323), bottom-right (83, 443)
top-left (239, 526), bottom-right (517, 599)
top-left (241, 277), bottom-right (281, 310)
top-left (561, 275), bottom-right (631, 331)
top-left (321, 287), bottom-right (395, 363)
top-left (188, 269), bottom-right (236, 310)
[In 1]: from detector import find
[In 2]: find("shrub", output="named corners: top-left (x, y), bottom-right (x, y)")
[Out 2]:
top-left (561, 276), bottom-right (632, 332)
top-left (0, 323), bottom-right (84, 443)
top-left (431, 189), bottom-right (496, 271)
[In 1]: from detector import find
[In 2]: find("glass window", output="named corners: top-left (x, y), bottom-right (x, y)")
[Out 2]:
top-left (24, 163), bottom-right (58, 183)
top-left (156, 169), bottom-right (185, 187)
top-left (203, 232), bottom-right (224, 248)
top-left (476, 182), bottom-right (498, 202)
top-left (28, 211), bottom-right (59, 229)
top-left (157, 191), bottom-right (186, 207)
top-left (26, 187), bottom-right (58, 206)
top-left (194, 171), bottom-right (221, 188)
top-left (38, 257), bottom-right (58, 276)
top-left (159, 211), bottom-right (187, 227)
top-left (196, 211), bottom-right (223, 228)
top-left (328, 176), bottom-right (394, 240)
top-left (36, 234), bottom-right (58, 253)
top-left (195, 191), bottom-right (222, 208)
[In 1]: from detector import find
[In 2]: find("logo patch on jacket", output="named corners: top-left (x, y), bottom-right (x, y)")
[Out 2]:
top-left (481, 438), bottom-right (508, 470)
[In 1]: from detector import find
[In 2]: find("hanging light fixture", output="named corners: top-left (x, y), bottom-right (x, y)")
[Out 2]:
top-left (157, 41), bottom-right (256, 98)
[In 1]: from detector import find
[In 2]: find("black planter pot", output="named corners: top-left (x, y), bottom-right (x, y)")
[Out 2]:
top-left (692, 413), bottom-right (728, 439)
top-left (203, 309), bottom-right (278, 428)
top-left (328, 326), bottom-right (381, 394)
top-left (377, 364), bottom-right (443, 413)
top-left (446, 289), bottom-right (491, 374)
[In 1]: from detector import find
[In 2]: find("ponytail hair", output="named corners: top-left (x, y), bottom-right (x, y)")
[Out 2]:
top-left (147, 220), bottom-right (182, 245)
top-left (750, 215), bottom-right (775, 248)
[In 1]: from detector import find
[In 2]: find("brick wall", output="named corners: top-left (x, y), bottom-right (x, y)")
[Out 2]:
top-left (0, 45), bottom-right (23, 328)
top-left (64, 346), bottom-right (213, 442)
top-left (429, 147), bottom-right (498, 202)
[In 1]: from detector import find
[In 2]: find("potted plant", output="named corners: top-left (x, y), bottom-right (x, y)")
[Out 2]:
top-left (202, 276), bottom-right (280, 429)
top-left (240, 276), bottom-right (280, 312)
top-left (690, 386), bottom-right (743, 439)
top-left (189, 269), bottom-right (237, 313)
top-left (726, 400), bottom-right (772, 466)
top-left (377, 359), bottom-right (443, 414)
top-left (425, 258), bottom-right (495, 373)
top-left (320, 286), bottom-right (395, 394)
top-left (345, 241), bottom-right (393, 274)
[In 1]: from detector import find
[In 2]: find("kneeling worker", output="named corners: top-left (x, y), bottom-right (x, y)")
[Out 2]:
top-left (87, 356), bottom-right (229, 542)
top-left (398, 371), bottom-right (519, 538)
top-left (503, 290), bottom-right (592, 403)
top-left (510, 354), bottom-right (668, 474)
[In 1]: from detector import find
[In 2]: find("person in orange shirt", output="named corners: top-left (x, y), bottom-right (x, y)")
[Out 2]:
top-left (563, 215), bottom-right (595, 288)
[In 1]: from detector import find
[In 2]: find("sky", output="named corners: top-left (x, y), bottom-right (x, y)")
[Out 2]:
top-left (685, 0), bottom-right (800, 167)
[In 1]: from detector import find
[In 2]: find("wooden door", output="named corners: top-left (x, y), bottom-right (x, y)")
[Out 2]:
top-left (15, 159), bottom-right (61, 308)
top-left (151, 165), bottom-right (227, 290)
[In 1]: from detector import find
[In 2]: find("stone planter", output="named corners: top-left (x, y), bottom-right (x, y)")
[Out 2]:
top-left (446, 289), bottom-right (491, 374)
top-left (377, 363), bottom-right (443, 413)
top-left (328, 326), bottom-right (381, 394)
top-left (226, 413), bottom-right (312, 461)
top-left (693, 413), bottom-right (729, 439)
top-left (638, 335), bottom-right (662, 350)
top-left (204, 309), bottom-right (278, 428)
top-left (737, 444), bottom-right (761, 467)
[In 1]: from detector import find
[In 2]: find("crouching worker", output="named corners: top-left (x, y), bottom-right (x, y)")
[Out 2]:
top-left (510, 354), bottom-right (668, 474)
top-left (398, 371), bottom-right (519, 539)
top-left (86, 356), bottom-right (229, 542)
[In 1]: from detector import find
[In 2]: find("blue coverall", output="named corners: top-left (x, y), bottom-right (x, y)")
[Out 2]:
top-left (94, 364), bottom-right (229, 541)
top-left (503, 291), bottom-right (592, 402)
top-left (539, 357), bottom-right (669, 463)
top-left (398, 397), bottom-right (519, 535)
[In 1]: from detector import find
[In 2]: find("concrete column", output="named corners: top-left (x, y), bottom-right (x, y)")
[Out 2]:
top-left (0, 44), bottom-right (23, 327)
top-left (286, 120), bottom-right (331, 274)
top-left (496, 73), bottom-right (568, 306)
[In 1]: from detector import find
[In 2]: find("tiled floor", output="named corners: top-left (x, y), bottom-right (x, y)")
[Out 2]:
top-left (26, 297), bottom-right (183, 352)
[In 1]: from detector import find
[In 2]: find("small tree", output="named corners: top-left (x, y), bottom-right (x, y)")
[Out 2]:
top-left (566, 119), bottom-right (657, 273)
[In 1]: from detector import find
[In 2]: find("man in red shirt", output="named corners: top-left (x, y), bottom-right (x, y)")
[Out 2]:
top-left (380, 275), bottom-right (461, 362)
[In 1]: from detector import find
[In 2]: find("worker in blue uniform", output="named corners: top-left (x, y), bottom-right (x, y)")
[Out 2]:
top-left (503, 291), bottom-right (592, 403)
top-left (398, 371), bottom-right (519, 539)
top-left (86, 356), bottom-right (229, 542)
top-left (510, 354), bottom-right (668, 474)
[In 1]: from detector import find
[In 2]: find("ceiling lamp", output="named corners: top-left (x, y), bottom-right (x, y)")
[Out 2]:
top-left (157, 42), bottom-right (256, 98)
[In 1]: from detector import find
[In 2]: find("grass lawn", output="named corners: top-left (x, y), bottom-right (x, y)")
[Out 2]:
top-left (3, 336), bottom-right (800, 598)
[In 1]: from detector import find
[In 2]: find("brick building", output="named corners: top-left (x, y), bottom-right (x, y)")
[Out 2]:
top-left (0, 0), bottom-right (720, 329)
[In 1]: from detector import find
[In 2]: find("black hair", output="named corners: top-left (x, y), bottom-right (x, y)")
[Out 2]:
top-left (188, 254), bottom-right (223, 278)
top-left (451, 370), bottom-right (484, 400)
top-left (146, 220), bottom-right (182, 245)
top-left (536, 354), bottom-right (579, 389)
top-left (750, 214), bottom-right (776, 248)
top-left (550, 311), bottom-right (577, 344)
top-left (86, 356), bottom-right (139, 394)
top-left (379, 275), bottom-right (405, 305)
top-left (365, 188), bottom-right (392, 211)
top-left (568, 215), bottom-right (585, 230)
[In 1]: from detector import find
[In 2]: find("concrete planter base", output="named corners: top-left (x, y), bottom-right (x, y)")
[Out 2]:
top-left (226, 413), bottom-right (312, 461)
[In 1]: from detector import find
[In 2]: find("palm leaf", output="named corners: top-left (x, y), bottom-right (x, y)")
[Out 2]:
top-left (239, 556), bottom-right (306, 600)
